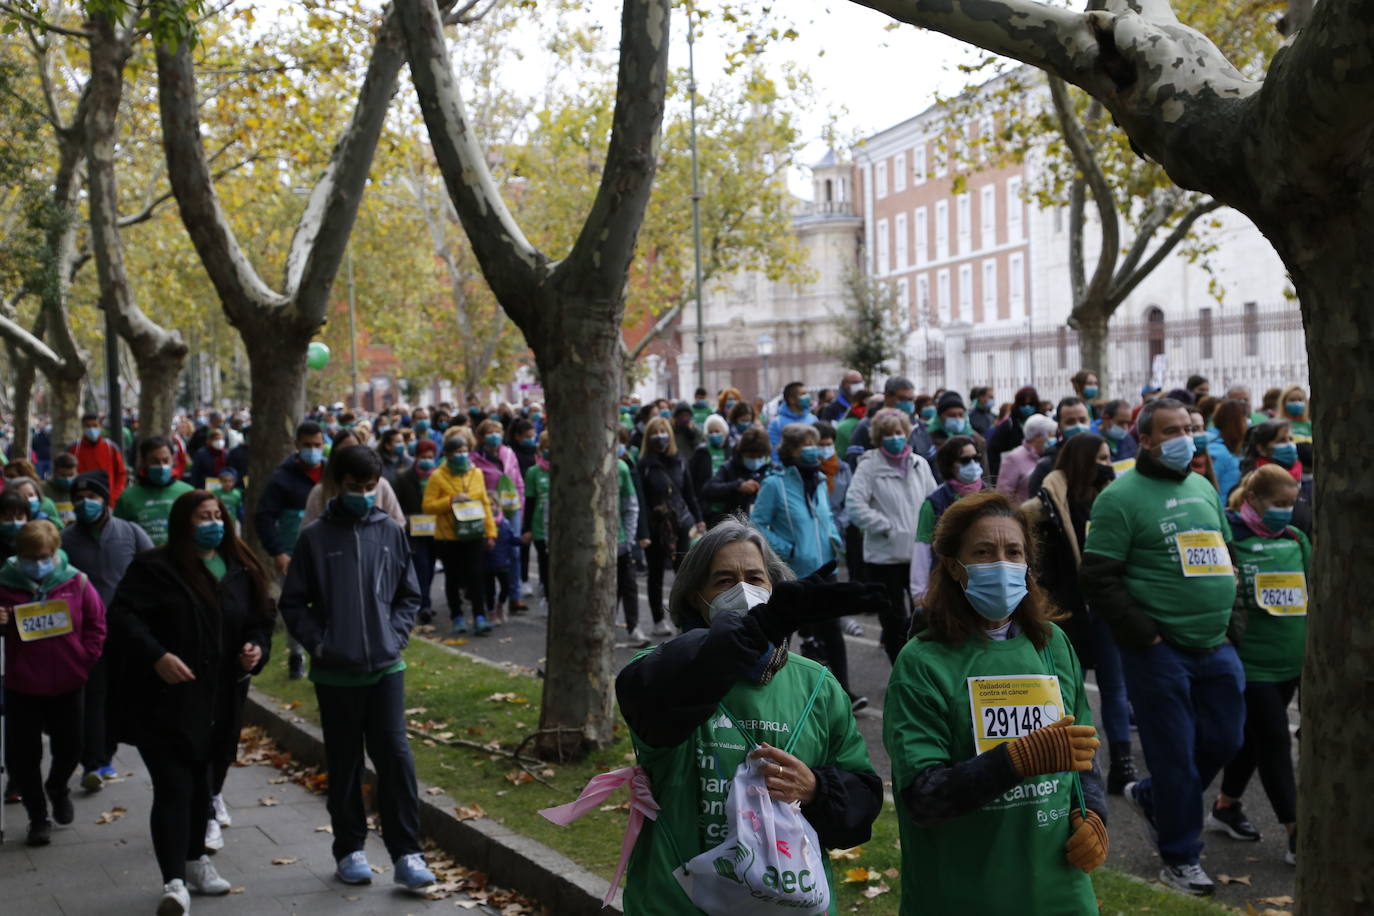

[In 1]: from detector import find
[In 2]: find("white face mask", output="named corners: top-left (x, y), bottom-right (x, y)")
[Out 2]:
top-left (705, 581), bottom-right (771, 621)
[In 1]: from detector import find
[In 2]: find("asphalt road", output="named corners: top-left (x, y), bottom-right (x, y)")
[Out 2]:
top-left (424, 565), bottom-right (1300, 910)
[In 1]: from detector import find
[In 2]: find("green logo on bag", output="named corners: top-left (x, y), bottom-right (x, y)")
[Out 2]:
top-left (712, 843), bottom-right (751, 883)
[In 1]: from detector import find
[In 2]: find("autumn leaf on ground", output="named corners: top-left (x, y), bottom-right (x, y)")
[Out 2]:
top-left (267, 776), bottom-right (288, 784)
top-left (503, 769), bottom-right (534, 785)
top-left (404, 707), bottom-right (428, 715)
top-left (844, 867), bottom-right (871, 883)
top-left (1217, 874), bottom-right (1252, 886)
top-left (829, 846), bottom-right (863, 861)
top-left (315, 825), bottom-right (333, 833)
top-left (862, 881), bottom-right (891, 899)
top-left (442, 638), bottom-right (469, 646)
top-left (95, 806), bottom-right (128, 824)
top-left (258, 797), bottom-right (279, 807)
top-left (486, 692), bottom-right (529, 704)
top-left (278, 700), bottom-right (302, 710)
top-left (270, 857), bottom-right (298, 865)
top-left (1257, 897), bottom-right (1294, 907)
top-left (455, 804), bottom-right (487, 821)
top-left (425, 786), bottom-right (444, 795)
top-left (228, 887), bottom-right (245, 894)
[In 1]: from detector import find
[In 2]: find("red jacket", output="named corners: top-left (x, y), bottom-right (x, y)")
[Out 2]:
top-left (70, 436), bottom-right (129, 503)
top-left (0, 564), bottom-right (106, 697)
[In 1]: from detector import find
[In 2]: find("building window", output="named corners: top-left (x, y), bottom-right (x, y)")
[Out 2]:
top-left (979, 116), bottom-right (993, 163)
top-left (934, 143), bottom-right (948, 178)
top-left (876, 218), bottom-right (890, 275)
top-left (894, 152), bottom-right (906, 193)
top-left (1009, 252), bottom-right (1025, 317)
top-left (916, 273), bottom-right (930, 327)
top-left (895, 213), bottom-right (909, 271)
top-left (958, 264), bottom-right (972, 323)
top-left (980, 185), bottom-right (997, 250)
top-left (896, 277), bottom-right (910, 322)
top-left (914, 145), bottom-right (927, 185)
top-left (1147, 306), bottom-right (1166, 363)
top-left (915, 207), bottom-right (928, 265)
top-left (1007, 177), bottom-right (1023, 242)
top-left (937, 269), bottom-right (951, 325)
top-left (982, 259), bottom-right (997, 322)
top-left (875, 161), bottom-right (888, 199)
top-left (956, 193), bottom-right (971, 255)
top-left (1244, 301), bottom-right (1259, 356)
top-left (935, 200), bottom-right (949, 260)
top-left (1199, 307), bottom-right (1213, 360)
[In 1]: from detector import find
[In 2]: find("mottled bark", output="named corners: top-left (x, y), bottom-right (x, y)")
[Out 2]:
top-left (398, 0), bottom-right (671, 757)
top-left (241, 329), bottom-right (310, 530)
top-left (7, 345), bottom-right (34, 458)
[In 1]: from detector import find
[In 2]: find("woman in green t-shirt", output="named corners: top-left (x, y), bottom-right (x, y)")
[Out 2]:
top-left (885, 490), bottom-right (1107, 915)
top-left (1211, 465), bottom-right (1309, 865)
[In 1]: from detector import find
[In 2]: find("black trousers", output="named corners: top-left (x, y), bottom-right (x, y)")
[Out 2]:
top-left (484, 568), bottom-right (511, 610)
top-left (1220, 677), bottom-right (1300, 824)
top-left (211, 679), bottom-right (250, 796)
top-left (843, 524), bottom-right (867, 583)
top-left (644, 526), bottom-right (689, 622)
top-left (81, 656), bottom-right (115, 770)
top-left (617, 551), bottom-right (640, 631)
top-left (533, 539), bottom-right (549, 596)
top-left (138, 747), bottom-right (210, 882)
top-left (315, 671), bottom-right (421, 862)
top-left (866, 562), bottom-right (912, 663)
top-left (520, 538), bottom-right (531, 583)
top-left (4, 688), bottom-right (82, 824)
top-left (799, 617), bottom-right (851, 693)
top-left (435, 539), bottom-right (485, 624)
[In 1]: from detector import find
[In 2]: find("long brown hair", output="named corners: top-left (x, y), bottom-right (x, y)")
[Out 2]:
top-left (1212, 399), bottom-right (1249, 454)
top-left (919, 490), bottom-right (1061, 649)
top-left (1053, 432), bottom-right (1109, 506)
top-left (166, 490), bottom-right (271, 612)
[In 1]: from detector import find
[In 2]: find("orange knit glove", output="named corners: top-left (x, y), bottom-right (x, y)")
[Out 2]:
top-left (1004, 716), bottom-right (1099, 778)
top-left (1065, 809), bottom-right (1109, 873)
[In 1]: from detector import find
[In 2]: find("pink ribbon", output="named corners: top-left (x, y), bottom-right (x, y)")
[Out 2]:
top-left (539, 766), bottom-right (659, 905)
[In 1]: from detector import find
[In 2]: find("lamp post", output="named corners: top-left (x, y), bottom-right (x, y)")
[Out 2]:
top-left (756, 333), bottom-right (774, 401)
top-left (687, 3), bottom-right (706, 393)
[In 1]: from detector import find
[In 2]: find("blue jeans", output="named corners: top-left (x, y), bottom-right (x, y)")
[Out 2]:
top-left (508, 510), bottom-right (523, 602)
top-left (1120, 640), bottom-right (1246, 866)
top-left (409, 535), bottom-right (435, 612)
top-left (1091, 612), bottom-right (1131, 746)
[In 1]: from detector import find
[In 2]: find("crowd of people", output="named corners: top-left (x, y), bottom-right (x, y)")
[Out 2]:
top-left (0, 368), bottom-right (1314, 912)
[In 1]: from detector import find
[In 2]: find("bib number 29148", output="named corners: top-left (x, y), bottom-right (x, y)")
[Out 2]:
top-left (967, 675), bottom-right (1065, 754)
top-left (1175, 530), bottom-right (1231, 577)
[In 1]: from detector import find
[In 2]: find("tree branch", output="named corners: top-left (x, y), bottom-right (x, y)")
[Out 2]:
top-left (1110, 189), bottom-right (1181, 283)
top-left (397, 0), bottom-right (543, 322)
top-left (1107, 197), bottom-right (1223, 306)
top-left (1050, 75), bottom-right (1119, 316)
top-left (0, 2), bottom-right (91, 39)
top-left (0, 310), bottom-right (64, 375)
top-left (627, 300), bottom-right (683, 363)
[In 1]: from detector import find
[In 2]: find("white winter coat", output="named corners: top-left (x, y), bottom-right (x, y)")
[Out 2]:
top-left (845, 449), bottom-right (938, 566)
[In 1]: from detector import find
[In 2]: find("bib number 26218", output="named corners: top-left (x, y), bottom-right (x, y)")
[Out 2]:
top-left (1175, 530), bottom-right (1231, 577)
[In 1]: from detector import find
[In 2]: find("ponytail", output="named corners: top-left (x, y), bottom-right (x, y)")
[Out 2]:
top-left (1228, 464), bottom-right (1299, 511)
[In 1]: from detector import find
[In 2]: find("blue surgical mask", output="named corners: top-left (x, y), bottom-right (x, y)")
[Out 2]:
top-left (882, 435), bottom-right (907, 456)
top-left (943, 416), bottom-right (966, 434)
top-left (797, 394), bottom-right (813, 411)
top-left (52, 476), bottom-right (73, 490)
top-left (798, 445), bottom-right (821, 467)
top-left (521, 438), bottom-right (537, 449)
top-left (541, 448), bottom-right (551, 460)
top-left (447, 454), bottom-right (471, 473)
top-left (1270, 442), bottom-right (1298, 467)
top-left (83, 427), bottom-right (101, 442)
top-left (1262, 505), bottom-right (1294, 529)
top-left (1284, 401), bottom-right (1305, 418)
top-left (146, 464), bottom-right (173, 485)
top-left (1104, 425), bottom-right (1127, 442)
top-left (1062, 424), bottom-right (1088, 440)
top-left (1083, 385), bottom-right (1099, 399)
top-left (341, 489), bottom-right (376, 517)
top-left (616, 444), bottom-right (626, 459)
top-left (819, 444), bottom-right (836, 461)
top-left (1192, 434), bottom-right (1210, 453)
top-left (725, 400), bottom-right (738, 412)
top-left (659, 409), bottom-right (671, 419)
top-left (708, 433), bottom-right (726, 449)
top-left (743, 456), bottom-right (768, 472)
top-left (193, 520), bottom-right (224, 549)
top-left (299, 447), bottom-right (324, 467)
top-left (957, 460), bottom-right (983, 483)
top-left (733, 422), bottom-right (750, 434)
top-left (418, 458), bottom-right (436, 471)
top-left (392, 443), bottom-right (407, 457)
top-left (27, 497), bottom-right (40, 515)
top-left (0, 520), bottom-right (22, 542)
top-left (960, 561), bottom-right (1029, 621)
top-left (919, 406), bottom-right (937, 421)
top-left (1017, 405), bottom-right (1037, 419)
top-left (75, 498), bottom-right (104, 524)
top-left (896, 400), bottom-right (915, 416)
top-left (20, 556), bottom-right (55, 583)
top-left (695, 399), bottom-right (709, 409)
top-left (414, 420), bottom-right (430, 433)
top-left (1157, 434), bottom-right (1196, 471)
top-left (484, 433), bottom-right (503, 449)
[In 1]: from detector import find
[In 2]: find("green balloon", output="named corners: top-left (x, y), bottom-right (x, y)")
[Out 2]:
top-left (306, 341), bottom-right (331, 370)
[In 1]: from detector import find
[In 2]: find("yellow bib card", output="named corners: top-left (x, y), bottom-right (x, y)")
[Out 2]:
top-left (14, 600), bottom-right (73, 642)
top-left (1111, 458), bottom-right (1136, 475)
top-left (1255, 572), bottom-right (1307, 616)
top-left (1175, 530), bottom-right (1231, 577)
top-left (408, 514), bottom-right (437, 537)
top-left (967, 674), bottom-right (1065, 754)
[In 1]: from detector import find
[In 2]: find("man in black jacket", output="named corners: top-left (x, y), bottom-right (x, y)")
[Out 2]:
top-left (279, 446), bottom-right (434, 894)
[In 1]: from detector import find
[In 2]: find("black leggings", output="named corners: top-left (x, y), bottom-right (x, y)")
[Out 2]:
top-left (435, 539), bottom-right (485, 625)
top-left (617, 551), bottom-right (640, 631)
top-left (1220, 677), bottom-right (1299, 824)
top-left (81, 657), bottom-right (114, 770)
top-left (644, 526), bottom-right (690, 622)
top-left (139, 748), bottom-right (210, 882)
top-left (799, 617), bottom-right (851, 693)
top-left (866, 562), bottom-right (913, 663)
top-left (4, 688), bottom-right (82, 824)
top-left (533, 539), bottom-right (549, 595)
top-left (211, 680), bottom-right (250, 796)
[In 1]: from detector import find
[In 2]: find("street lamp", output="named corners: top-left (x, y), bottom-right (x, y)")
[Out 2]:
top-left (756, 333), bottom-right (774, 401)
top-left (687, 2), bottom-right (706, 394)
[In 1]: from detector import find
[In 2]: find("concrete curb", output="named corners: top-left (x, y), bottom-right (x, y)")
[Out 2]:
top-left (244, 687), bottom-right (624, 915)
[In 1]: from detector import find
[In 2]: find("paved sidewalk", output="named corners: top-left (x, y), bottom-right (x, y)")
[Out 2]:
top-left (1, 748), bottom-right (481, 915)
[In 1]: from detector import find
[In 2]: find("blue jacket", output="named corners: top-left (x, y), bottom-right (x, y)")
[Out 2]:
top-left (254, 454), bottom-right (322, 557)
top-left (766, 403), bottom-right (819, 457)
top-left (751, 466), bottom-right (838, 578)
top-left (1207, 427), bottom-right (1242, 499)
top-left (483, 518), bottom-right (522, 572)
top-left (1105, 430), bottom-right (1139, 462)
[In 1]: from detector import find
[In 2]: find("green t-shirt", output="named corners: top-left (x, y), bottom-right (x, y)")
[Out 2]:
top-left (218, 487), bottom-right (244, 521)
top-left (691, 406), bottom-right (713, 431)
top-left (34, 495), bottom-right (65, 529)
top-left (523, 464), bottom-right (551, 542)
top-left (309, 658), bottom-right (407, 687)
top-left (1287, 418), bottom-right (1312, 443)
top-left (1083, 469), bottom-right (1236, 648)
top-left (115, 480), bottom-right (194, 547)
top-left (625, 655), bottom-right (875, 915)
top-left (1233, 528), bottom-right (1310, 683)
top-left (884, 624), bottom-right (1096, 916)
top-left (616, 459), bottom-right (634, 545)
top-left (916, 499), bottom-right (937, 544)
top-left (835, 416), bottom-right (859, 457)
top-left (201, 552), bottom-right (227, 581)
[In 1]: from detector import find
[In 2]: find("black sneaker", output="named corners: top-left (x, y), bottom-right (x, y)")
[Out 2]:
top-left (1285, 830), bottom-right (1296, 866)
top-left (287, 651), bottom-right (305, 680)
top-left (1208, 800), bottom-right (1261, 841)
top-left (49, 791), bottom-right (74, 826)
top-left (850, 694), bottom-right (869, 714)
top-left (1159, 863), bottom-right (1215, 896)
top-left (1123, 781), bottom-right (1158, 841)
top-left (1107, 756), bottom-right (1139, 795)
top-left (27, 819), bottom-right (52, 847)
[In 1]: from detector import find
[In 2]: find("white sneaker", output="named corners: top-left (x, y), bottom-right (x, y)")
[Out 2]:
top-left (204, 819), bottom-right (224, 851)
top-left (627, 627), bottom-right (649, 646)
top-left (651, 620), bottom-right (675, 637)
top-left (156, 879), bottom-right (190, 916)
top-left (1158, 863), bottom-right (1216, 896)
top-left (211, 794), bottom-right (230, 827)
top-left (185, 855), bottom-right (232, 895)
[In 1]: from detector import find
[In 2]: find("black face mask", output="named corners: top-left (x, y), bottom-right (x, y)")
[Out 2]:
top-left (1096, 464), bottom-right (1117, 486)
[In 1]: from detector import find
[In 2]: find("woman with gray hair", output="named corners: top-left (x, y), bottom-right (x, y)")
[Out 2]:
top-left (615, 517), bottom-right (887, 913)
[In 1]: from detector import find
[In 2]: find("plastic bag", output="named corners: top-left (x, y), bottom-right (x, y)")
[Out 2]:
top-left (673, 755), bottom-right (831, 915)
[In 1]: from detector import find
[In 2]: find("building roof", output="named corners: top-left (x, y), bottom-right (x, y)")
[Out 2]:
top-left (812, 148), bottom-right (839, 169)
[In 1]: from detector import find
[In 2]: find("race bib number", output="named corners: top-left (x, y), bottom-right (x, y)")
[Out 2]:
top-left (55, 501), bottom-right (75, 523)
top-left (14, 600), bottom-right (73, 642)
top-left (452, 502), bottom-right (485, 523)
top-left (967, 674), bottom-right (1065, 754)
top-left (1255, 572), bottom-right (1307, 616)
top-left (1111, 458), bottom-right (1136, 475)
top-left (408, 514), bottom-right (437, 537)
top-left (1175, 530), bottom-right (1231, 577)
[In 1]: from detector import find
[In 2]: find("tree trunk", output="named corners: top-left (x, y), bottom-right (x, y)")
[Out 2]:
top-left (133, 340), bottom-right (186, 444)
top-left (1268, 215), bottom-right (1374, 915)
top-left (1074, 310), bottom-right (1110, 395)
top-left (45, 367), bottom-right (83, 450)
top-left (7, 346), bottom-right (34, 458)
top-left (241, 327), bottom-right (309, 555)
top-left (533, 302), bottom-right (624, 758)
